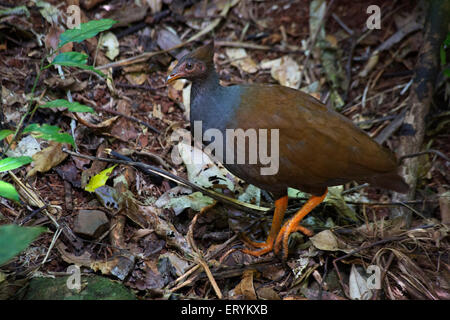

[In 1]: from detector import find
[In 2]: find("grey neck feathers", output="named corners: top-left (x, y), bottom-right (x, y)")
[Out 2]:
top-left (189, 69), bottom-right (240, 133)
top-left (190, 69), bottom-right (220, 103)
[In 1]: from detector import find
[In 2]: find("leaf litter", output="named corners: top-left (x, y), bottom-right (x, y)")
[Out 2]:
top-left (0, 0), bottom-right (448, 301)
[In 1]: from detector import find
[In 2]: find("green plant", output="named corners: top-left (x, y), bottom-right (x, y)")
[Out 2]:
top-left (0, 19), bottom-right (117, 203)
top-left (0, 224), bottom-right (47, 266)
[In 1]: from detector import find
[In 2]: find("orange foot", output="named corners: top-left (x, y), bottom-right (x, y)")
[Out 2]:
top-left (241, 234), bottom-right (276, 256)
top-left (241, 196), bottom-right (288, 257)
top-left (242, 190), bottom-right (328, 260)
top-left (273, 222), bottom-right (314, 259)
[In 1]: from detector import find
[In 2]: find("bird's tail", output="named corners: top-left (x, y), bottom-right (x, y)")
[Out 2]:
top-left (366, 172), bottom-right (409, 193)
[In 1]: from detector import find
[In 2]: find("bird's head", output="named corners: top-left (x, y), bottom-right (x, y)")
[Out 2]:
top-left (166, 41), bottom-right (214, 84)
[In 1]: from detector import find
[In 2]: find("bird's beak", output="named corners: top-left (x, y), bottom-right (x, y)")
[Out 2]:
top-left (166, 71), bottom-right (183, 84)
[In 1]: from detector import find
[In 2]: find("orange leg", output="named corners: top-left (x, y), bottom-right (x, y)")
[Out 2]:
top-left (241, 196), bottom-right (288, 256)
top-left (274, 190), bottom-right (328, 259)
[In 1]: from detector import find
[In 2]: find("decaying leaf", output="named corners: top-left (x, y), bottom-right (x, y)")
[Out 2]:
top-left (105, 3), bottom-right (148, 27)
top-left (157, 28), bottom-right (189, 59)
top-left (225, 48), bottom-right (258, 74)
top-left (310, 230), bottom-right (353, 253)
top-left (6, 135), bottom-right (41, 158)
top-left (238, 184), bottom-right (261, 206)
top-left (146, 0), bottom-right (162, 14)
top-left (99, 32), bottom-right (119, 60)
top-left (177, 142), bottom-right (236, 191)
top-left (155, 186), bottom-right (214, 215)
top-left (230, 269), bottom-right (257, 300)
top-left (26, 142), bottom-right (68, 178)
top-left (324, 186), bottom-right (358, 222)
top-left (260, 56), bottom-right (301, 89)
top-left (349, 265), bottom-right (373, 300)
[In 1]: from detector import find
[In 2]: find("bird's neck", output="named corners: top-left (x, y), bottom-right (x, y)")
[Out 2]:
top-left (189, 69), bottom-right (239, 134)
top-left (190, 70), bottom-right (221, 102)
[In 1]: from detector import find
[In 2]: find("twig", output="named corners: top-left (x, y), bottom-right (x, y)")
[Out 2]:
top-left (167, 234), bottom-right (238, 292)
top-left (62, 148), bottom-right (270, 214)
top-left (74, 96), bottom-right (161, 134)
top-left (398, 149), bottom-right (450, 163)
top-left (187, 212), bottom-right (223, 299)
top-left (298, 0), bottom-right (335, 87)
top-left (97, 0), bottom-right (239, 71)
top-left (215, 40), bottom-right (303, 54)
top-left (374, 108), bottom-right (407, 144)
top-left (95, 104), bottom-right (161, 134)
top-left (331, 13), bottom-right (354, 36)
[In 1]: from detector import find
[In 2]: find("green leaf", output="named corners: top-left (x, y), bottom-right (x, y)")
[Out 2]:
top-left (0, 156), bottom-right (33, 172)
top-left (0, 129), bottom-right (14, 141)
top-left (85, 165), bottom-right (117, 192)
top-left (46, 52), bottom-right (106, 77)
top-left (0, 181), bottom-right (20, 202)
top-left (49, 51), bottom-right (88, 67)
top-left (68, 63), bottom-right (105, 77)
top-left (0, 224), bottom-right (47, 266)
top-left (59, 19), bottom-right (117, 48)
top-left (442, 33), bottom-right (450, 66)
top-left (23, 124), bottom-right (75, 147)
top-left (444, 33), bottom-right (450, 46)
top-left (444, 68), bottom-right (450, 78)
top-left (40, 99), bottom-right (95, 113)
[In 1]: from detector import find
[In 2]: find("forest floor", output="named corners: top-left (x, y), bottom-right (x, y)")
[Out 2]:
top-left (0, 0), bottom-right (449, 300)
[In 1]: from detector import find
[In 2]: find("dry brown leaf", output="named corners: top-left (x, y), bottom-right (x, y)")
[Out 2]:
top-left (44, 26), bottom-right (73, 53)
top-left (230, 269), bottom-right (257, 299)
top-left (225, 48), bottom-right (258, 74)
top-left (106, 3), bottom-right (148, 27)
top-left (26, 142), bottom-right (68, 178)
top-left (310, 230), bottom-right (353, 253)
top-left (146, 0), bottom-right (162, 13)
top-left (256, 286), bottom-right (280, 300)
top-left (260, 56), bottom-right (301, 89)
top-left (125, 72), bottom-right (148, 85)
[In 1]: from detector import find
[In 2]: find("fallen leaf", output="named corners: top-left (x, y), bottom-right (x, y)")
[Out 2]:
top-left (26, 142), bottom-right (68, 178)
top-left (324, 186), bottom-right (358, 222)
top-left (157, 190), bottom-right (215, 215)
top-left (225, 48), bottom-right (258, 74)
top-left (230, 269), bottom-right (257, 299)
top-left (349, 265), bottom-right (373, 300)
top-left (6, 135), bottom-right (41, 158)
top-left (310, 230), bottom-right (353, 253)
top-left (177, 142), bottom-right (236, 191)
top-left (106, 3), bottom-right (148, 27)
top-left (85, 165), bottom-right (117, 192)
top-left (260, 56), bottom-right (301, 89)
top-left (146, 0), bottom-right (162, 13)
top-left (256, 287), bottom-right (281, 300)
top-left (99, 31), bottom-right (119, 60)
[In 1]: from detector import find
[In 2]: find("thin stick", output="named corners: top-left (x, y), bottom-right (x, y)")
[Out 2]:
top-left (62, 148), bottom-right (269, 214)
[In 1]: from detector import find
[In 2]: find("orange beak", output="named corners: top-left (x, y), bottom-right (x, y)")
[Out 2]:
top-left (166, 69), bottom-right (185, 84)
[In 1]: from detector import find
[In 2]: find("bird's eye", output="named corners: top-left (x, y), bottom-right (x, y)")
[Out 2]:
top-left (186, 62), bottom-right (193, 70)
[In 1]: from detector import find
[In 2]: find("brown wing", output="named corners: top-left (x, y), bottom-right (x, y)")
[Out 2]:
top-left (231, 84), bottom-right (404, 194)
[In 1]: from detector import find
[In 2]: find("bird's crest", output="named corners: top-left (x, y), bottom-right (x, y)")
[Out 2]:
top-left (190, 41), bottom-right (214, 64)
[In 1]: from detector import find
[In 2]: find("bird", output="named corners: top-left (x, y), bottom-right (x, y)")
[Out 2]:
top-left (166, 41), bottom-right (408, 259)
